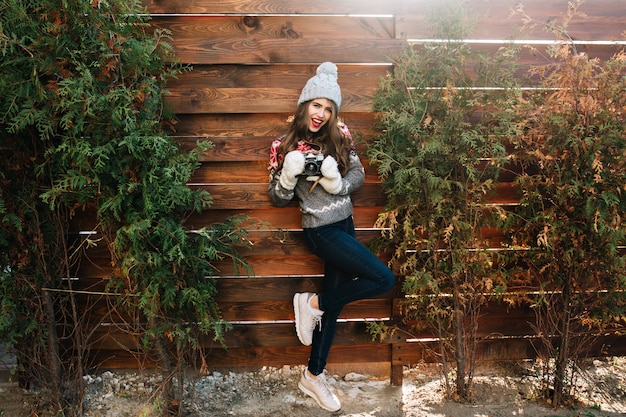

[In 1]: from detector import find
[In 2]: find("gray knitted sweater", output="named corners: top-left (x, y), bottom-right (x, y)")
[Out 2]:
top-left (268, 132), bottom-right (365, 229)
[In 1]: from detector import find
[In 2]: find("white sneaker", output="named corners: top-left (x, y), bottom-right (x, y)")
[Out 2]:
top-left (293, 293), bottom-right (323, 346)
top-left (298, 370), bottom-right (341, 412)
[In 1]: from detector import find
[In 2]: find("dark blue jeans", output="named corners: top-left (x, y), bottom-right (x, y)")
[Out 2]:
top-left (303, 216), bottom-right (395, 375)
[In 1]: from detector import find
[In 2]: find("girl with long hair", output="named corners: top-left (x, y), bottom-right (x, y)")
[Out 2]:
top-left (268, 62), bottom-right (395, 412)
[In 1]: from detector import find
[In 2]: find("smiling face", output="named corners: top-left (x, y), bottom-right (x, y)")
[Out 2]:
top-left (306, 98), bottom-right (334, 133)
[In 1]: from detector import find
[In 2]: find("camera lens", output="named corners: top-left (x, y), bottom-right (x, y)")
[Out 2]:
top-left (304, 162), bottom-right (319, 176)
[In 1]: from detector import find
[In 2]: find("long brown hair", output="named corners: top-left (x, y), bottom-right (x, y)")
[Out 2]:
top-left (277, 100), bottom-right (352, 175)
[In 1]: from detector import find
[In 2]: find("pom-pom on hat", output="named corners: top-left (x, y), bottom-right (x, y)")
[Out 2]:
top-left (297, 62), bottom-right (342, 110)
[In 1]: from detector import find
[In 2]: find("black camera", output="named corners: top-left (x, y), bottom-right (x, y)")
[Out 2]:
top-left (303, 152), bottom-right (324, 176)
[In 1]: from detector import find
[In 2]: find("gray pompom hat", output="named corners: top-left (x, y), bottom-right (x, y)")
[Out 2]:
top-left (297, 62), bottom-right (342, 110)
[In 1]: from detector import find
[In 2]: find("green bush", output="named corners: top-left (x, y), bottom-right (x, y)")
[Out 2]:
top-left (502, 2), bottom-right (626, 406)
top-left (0, 0), bottom-right (250, 414)
top-left (367, 0), bottom-right (521, 401)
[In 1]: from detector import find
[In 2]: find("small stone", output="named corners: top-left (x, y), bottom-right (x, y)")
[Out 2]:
top-left (344, 372), bottom-right (367, 382)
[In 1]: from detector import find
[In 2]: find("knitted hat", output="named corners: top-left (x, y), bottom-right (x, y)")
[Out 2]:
top-left (297, 62), bottom-right (342, 110)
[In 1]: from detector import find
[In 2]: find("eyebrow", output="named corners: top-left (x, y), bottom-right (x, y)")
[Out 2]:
top-left (312, 99), bottom-right (334, 113)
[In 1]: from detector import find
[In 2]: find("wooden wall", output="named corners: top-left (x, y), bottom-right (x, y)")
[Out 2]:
top-left (74, 0), bottom-right (626, 381)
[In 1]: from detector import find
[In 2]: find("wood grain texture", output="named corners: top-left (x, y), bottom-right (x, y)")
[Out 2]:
top-left (167, 38), bottom-right (406, 65)
top-left (142, 0), bottom-right (404, 15)
top-left (152, 16), bottom-right (395, 41)
top-left (398, 0), bottom-right (626, 41)
top-left (171, 113), bottom-right (381, 138)
top-left (69, 0), bottom-right (626, 375)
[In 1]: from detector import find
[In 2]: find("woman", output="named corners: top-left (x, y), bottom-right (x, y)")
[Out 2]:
top-left (268, 62), bottom-right (395, 412)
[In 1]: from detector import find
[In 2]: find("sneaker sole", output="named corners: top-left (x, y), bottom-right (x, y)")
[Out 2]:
top-left (298, 380), bottom-right (341, 412)
top-left (293, 293), bottom-right (310, 346)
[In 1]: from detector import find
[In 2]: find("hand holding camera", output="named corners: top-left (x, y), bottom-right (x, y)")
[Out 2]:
top-left (280, 150), bottom-right (305, 190)
top-left (307, 155), bottom-right (343, 194)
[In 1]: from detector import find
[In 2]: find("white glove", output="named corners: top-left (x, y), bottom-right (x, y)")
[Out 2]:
top-left (279, 151), bottom-right (305, 190)
top-left (307, 156), bottom-right (342, 194)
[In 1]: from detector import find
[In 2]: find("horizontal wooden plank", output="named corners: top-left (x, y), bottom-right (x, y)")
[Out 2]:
top-left (185, 206), bottom-right (384, 230)
top-left (393, 333), bottom-right (626, 366)
top-left (89, 343), bottom-right (392, 370)
top-left (83, 321), bottom-right (385, 353)
top-left (407, 42), bottom-right (623, 75)
top-left (69, 206), bottom-right (512, 242)
top-left (215, 321), bottom-right (383, 348)
top-left (214, 275), bottom-right (400, 303)
top-left (189, 160), bottom-right (380, 183)
top-left (391, 339), bottom-right (535, 365)
top-left (195, 182), bottom-right (387, 210)
top-left (69, 206), bottom-right (385, 232)
top-left (212, 253), bottom-right (319, 276)
top-left (166, 38), bottom-right (406, 65)
top-left (73, 245), bottom-right (390, 279)
top-left (199, 343), bottom-right (392, 370)
top-left (240, 229), bottom-right (386, 257)
top-left (218, 298), bottom-right (393, 322)
top-left (401, 301), bottom-right (539, 339)
top-left (193, 181), bottom-right (519, 210)
top-left (72, 229), bottom-right (386, 261)
top-left (399, 0), bottom-right (626, 41)
top-left (189, 156), bottom-right (520, 183)
top-left (177, 135), bottom-right (377, 163)
top-left (87, 333), bottom-right (626, 370)
top-left (397, 301), bottom-right (551, 340)
top-left (171, 112), bottom-right (381, 138)
top-left (190, 160), bottom-right (271, 182)
top-left (66, 273), bottom-right (395, 300)
top-left (167, 64), bottom-right (390, 90)
top-left (142, 0), bottom-right (404, 15)
top-left (75, 296), bottom-right (394, 323)
top-left (166, 86), bottom-right (377, 113)
top-left (152, 15), bottom-right (394, 41)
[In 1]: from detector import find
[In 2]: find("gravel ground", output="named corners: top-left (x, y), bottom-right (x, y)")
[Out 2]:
top-left (1, 358), bottom-right (625, 416)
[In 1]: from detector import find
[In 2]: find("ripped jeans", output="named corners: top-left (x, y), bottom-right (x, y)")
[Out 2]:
top-left (302, 215), bottom-right (395, 375)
